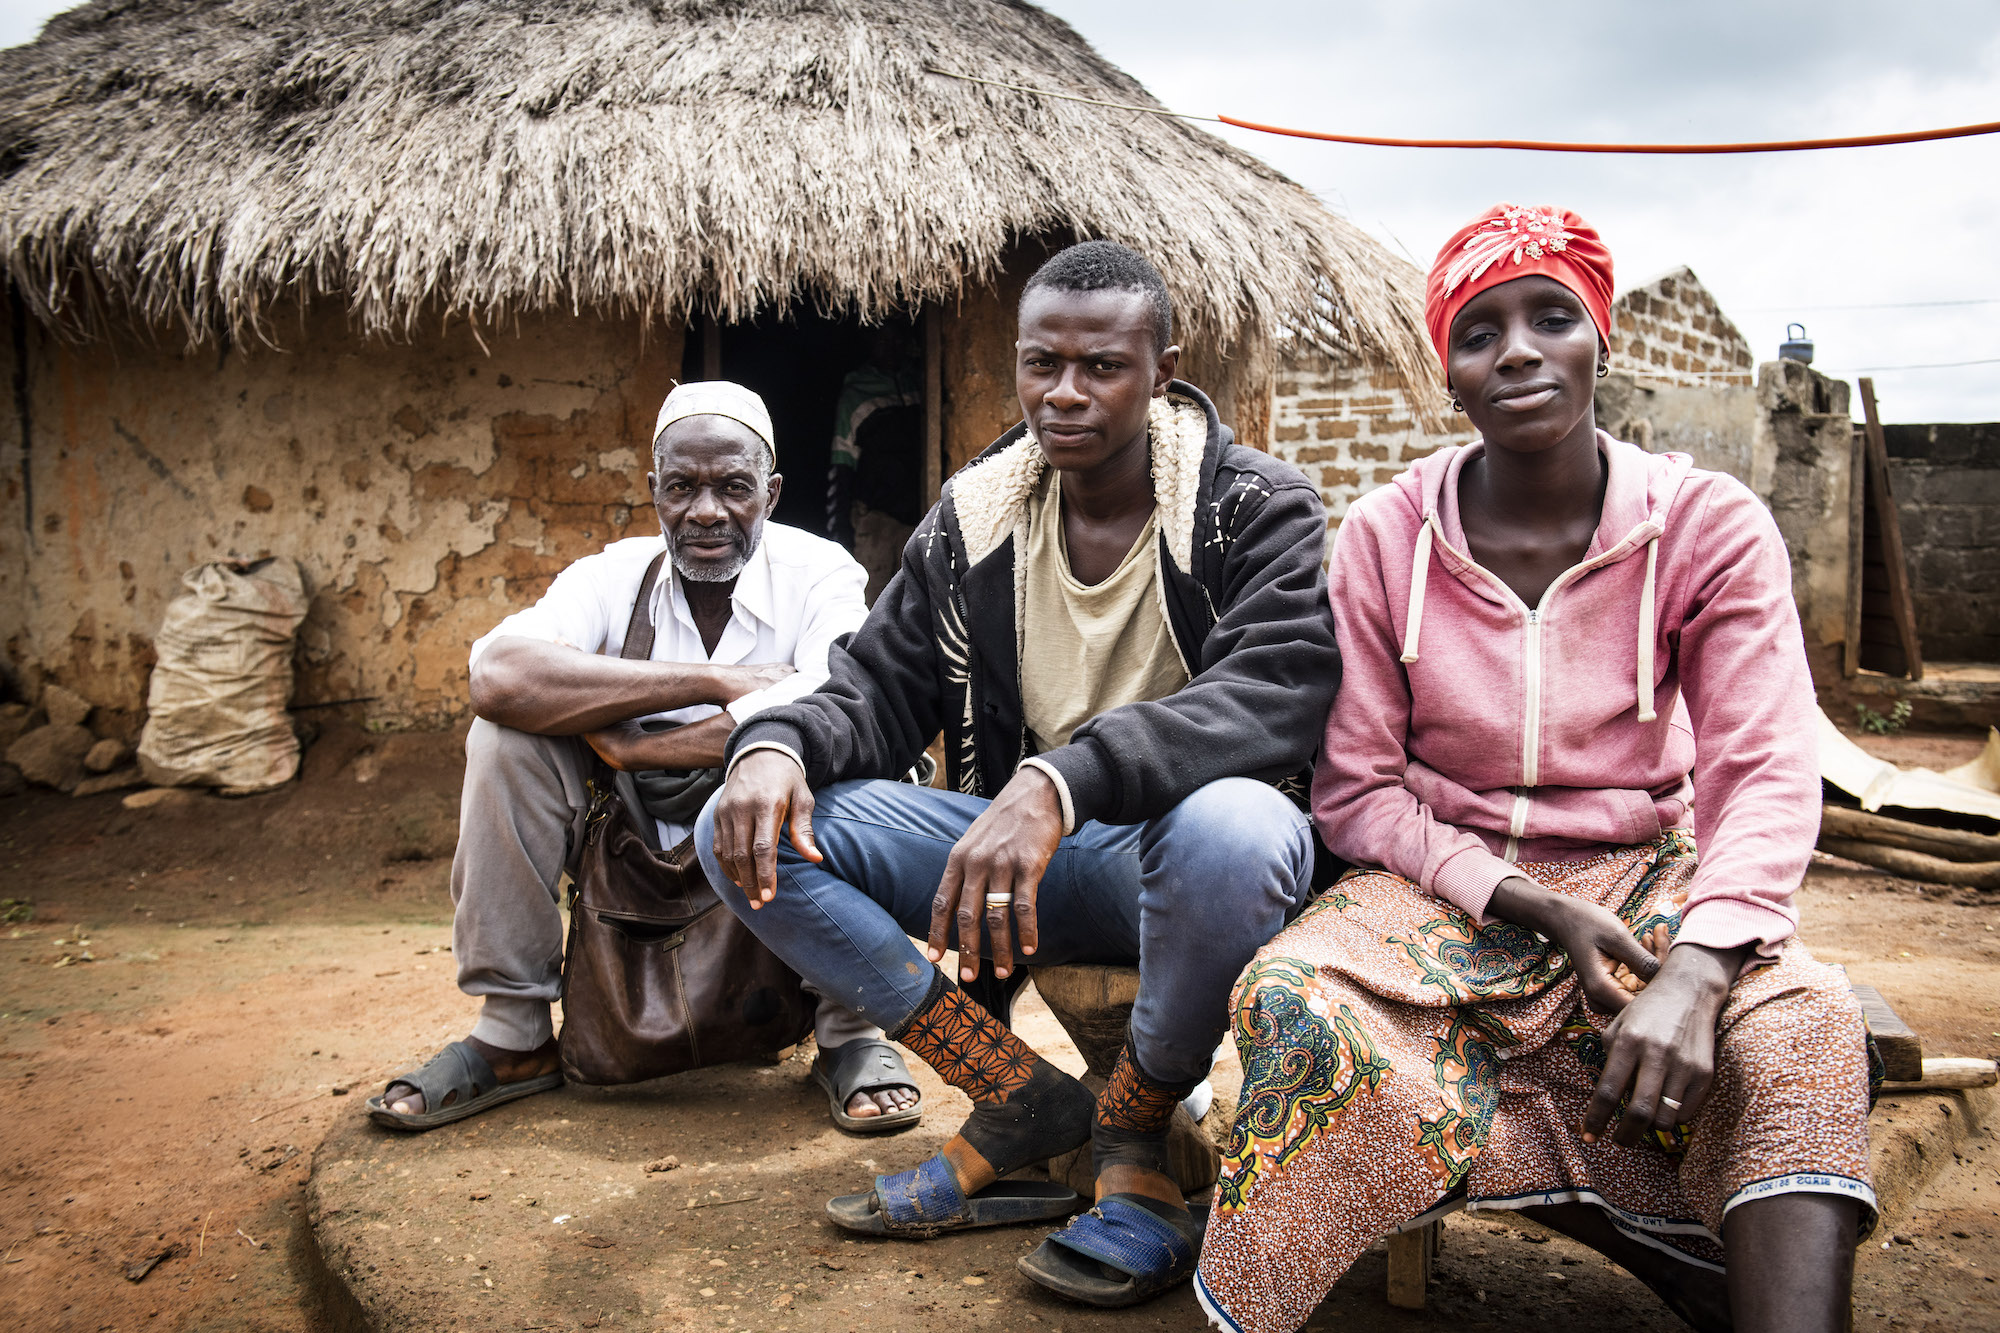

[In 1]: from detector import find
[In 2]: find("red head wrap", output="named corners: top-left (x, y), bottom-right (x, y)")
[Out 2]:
top-left (1423, 204), bottom-right (1614, 376)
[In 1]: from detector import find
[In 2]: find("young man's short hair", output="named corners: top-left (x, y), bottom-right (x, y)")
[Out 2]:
top-left (1022, 241), bottom-right (1174, 354)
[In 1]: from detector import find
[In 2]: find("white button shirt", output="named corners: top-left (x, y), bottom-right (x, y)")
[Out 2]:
top-left (468, 522), bottom-right (868, 844)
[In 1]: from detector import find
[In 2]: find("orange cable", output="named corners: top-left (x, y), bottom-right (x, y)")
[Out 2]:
top-left (1215, 114), bottom-right (2000, 154)
top-left (927, 68), bottom-right (2000, 155)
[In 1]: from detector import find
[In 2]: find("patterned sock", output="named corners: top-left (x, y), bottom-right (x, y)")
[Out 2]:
top-left (888, 970), bottom-right (1093, 1195)
top-left (1091, 1042), bottom-right (1202, 1200)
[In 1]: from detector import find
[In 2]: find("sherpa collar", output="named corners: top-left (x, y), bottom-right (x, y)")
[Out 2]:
top-left (949, 391), bottom-right (1209, 571)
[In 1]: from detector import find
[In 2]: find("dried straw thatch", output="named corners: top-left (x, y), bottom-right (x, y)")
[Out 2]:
top-left (0, 0), bottom-right (1434, 389)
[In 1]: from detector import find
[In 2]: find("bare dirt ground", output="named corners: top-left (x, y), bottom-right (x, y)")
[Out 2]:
top-left (0, 721), bottom-right (1996, 1333)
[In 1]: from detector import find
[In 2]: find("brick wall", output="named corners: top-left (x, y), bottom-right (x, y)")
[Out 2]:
top-left (1883, 422), bottom-right (2000, 662)
top-left (1608, 266), bottom-right (1755, 388)
top-left (1269, 356), bottom-right (1473, 543)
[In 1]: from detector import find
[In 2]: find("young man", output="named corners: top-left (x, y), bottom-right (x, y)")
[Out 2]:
top-left (697, 244), bottom-right (1340, 1306)
top-left (367, 382), bottom-right (923, 1134)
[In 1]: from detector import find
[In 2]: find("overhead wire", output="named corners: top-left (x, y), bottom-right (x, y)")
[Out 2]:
top-left (927, 67), bottom-right (2000, 155)
top-left (1736, 298), bottom-right (2000, 313)
top-left (925, 69), bottom-right (2000, 378)
top-left (1827, 356), bottom-right (2000, 372)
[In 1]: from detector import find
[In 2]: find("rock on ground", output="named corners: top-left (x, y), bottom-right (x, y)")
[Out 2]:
top-left (40, 683), bottom-right (92, 729)
top-left (6, 723), bottom-right (95, 791)
top-left (0, 701), bottom-right (35, 750)
top-left (84, 738), bottom-right (127, 774)
top-left (74, 768), bottom-right (145, 797)
top-left (120, 785), bottom-right (201, 811)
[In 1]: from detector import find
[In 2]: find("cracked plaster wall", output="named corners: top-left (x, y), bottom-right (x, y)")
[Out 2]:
top-left (0, 304), bottom-right (680, 727)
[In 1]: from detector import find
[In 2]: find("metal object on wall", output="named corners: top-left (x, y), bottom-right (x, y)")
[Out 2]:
top-left (1779, 322), bottom-right (1815, 363)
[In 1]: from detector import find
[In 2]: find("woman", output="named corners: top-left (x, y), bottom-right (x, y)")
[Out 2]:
top-left (1195, 205), bottom-right (1873, 1333)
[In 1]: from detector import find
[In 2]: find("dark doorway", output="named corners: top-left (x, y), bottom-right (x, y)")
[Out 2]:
top-left (682, 307), bottom-right (927, 600)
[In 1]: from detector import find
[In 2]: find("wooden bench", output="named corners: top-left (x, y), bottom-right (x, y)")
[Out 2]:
top-left (1383, 981), bottom-right (1990, 1309)
top-left (1029, 963), bottom-right (1220, 1197)
top-left (1032, 965), bottom-right (1992, 1311)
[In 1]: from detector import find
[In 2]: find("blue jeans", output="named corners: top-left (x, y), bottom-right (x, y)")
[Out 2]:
top-left (695, 777), bottom-right (1313, 1085)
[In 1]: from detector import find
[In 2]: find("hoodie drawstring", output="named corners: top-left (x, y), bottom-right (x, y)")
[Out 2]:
top-left (1635, 536), bottom-right (1659, 723)
top-left (1400, 516), bottom-right (1435, 664)
top-left (1403, 510), bottom-right (1661, 725)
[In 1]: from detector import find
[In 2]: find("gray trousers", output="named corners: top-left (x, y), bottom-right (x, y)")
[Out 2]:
top-left (450, 718), bottom-right (879, 1053)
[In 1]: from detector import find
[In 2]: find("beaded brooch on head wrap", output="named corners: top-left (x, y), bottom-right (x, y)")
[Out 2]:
top-left (1422, 203), bottom-right (1615, 375)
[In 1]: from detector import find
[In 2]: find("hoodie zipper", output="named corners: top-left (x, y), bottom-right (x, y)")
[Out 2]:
top-left (1419, 519), bottom-right (1660, 864)
top-left (1505, 606), bottom-right (1541, 862)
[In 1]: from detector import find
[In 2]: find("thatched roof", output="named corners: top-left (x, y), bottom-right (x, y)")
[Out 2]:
top-left (0, 0), bottom-right (1433, 388)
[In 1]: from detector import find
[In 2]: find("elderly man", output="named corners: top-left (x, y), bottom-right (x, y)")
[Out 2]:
top-left (698, 244), bottom-right (1339, 1307)
top-left (367, 381), bottom-right (923, 1133)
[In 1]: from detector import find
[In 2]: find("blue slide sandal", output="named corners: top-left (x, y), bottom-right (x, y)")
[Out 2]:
top-left (1017, 1196), bottom-right (1208, 1307)
top-left (826, 1153), bottom-right (1081, 1238)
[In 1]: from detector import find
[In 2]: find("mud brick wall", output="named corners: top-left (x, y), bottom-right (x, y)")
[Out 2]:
top-left (1269, 354), bottom-right (1472, 547)
top-left (1607, 267), bottom-right (1755, 388)
top-left (1883, 422), bottom-right (2000, 662)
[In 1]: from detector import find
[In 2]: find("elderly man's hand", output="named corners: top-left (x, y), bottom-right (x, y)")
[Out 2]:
top-left (714, 662), bottom-right (797, 702)
top-left (583, 713), bottom-right (734, 772)
top-left (928, 767), bottom-right (1063, 982)
top-left (710, 750), bottom-right (820, 903)
top-left (581, 719), bottom-right (650, 772)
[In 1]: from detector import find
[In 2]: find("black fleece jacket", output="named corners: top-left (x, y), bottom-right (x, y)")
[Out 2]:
top-left (725, 381), bottom-right (1341, 828)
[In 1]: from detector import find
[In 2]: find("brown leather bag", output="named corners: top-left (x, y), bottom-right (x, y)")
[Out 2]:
top-left (556, 551), bottom-right (817, 1086)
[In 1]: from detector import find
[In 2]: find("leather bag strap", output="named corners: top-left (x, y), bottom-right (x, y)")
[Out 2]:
top-left (621, 550), bottom-right (669, 662)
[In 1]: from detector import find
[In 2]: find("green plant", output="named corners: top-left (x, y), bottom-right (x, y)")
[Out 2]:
top-left (0, 899), bottom-right (33, 924)
top-left (1855, 699), bottom-right (1912, 736)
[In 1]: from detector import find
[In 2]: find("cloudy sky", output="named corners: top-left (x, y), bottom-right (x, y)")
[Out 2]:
top-left (4, 1), bottom-right (1994, 421)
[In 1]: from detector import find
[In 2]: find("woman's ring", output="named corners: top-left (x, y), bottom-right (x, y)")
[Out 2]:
top-left (1660, 1096), bottom-right (1683, 1111)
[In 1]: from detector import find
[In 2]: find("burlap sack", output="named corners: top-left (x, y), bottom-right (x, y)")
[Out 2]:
top-left (137, 558), bottom-right (308, 793)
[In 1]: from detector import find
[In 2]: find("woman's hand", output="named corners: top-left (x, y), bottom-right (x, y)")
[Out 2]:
top-left (1488, 876), bottom-right (1663, 1014)
top-left (1488, 875), bottom-right (1748, 1142)
top-left (1584, 941), bottom-right (1745, 1144)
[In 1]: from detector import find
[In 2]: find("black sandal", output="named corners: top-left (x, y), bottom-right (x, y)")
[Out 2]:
top-left (366, 1041), bottom-right (561, 1132)
top-left (812, 1037), bottom-right (924, 1134)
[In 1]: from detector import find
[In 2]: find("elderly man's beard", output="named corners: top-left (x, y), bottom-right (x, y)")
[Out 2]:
top-left (672, 525), bottom-right (757, 583)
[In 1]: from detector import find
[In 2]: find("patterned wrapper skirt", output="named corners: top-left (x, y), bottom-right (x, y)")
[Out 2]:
top-left (1194, 832), bottom-right (1877, 1333)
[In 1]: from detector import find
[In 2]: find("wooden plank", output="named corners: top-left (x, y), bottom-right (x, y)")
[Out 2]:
top-left (1858, 379), bottom-right (1923, 680)
top-left (1386, 1221), bottom-right (1440, 1310)
top-left (1821, 805), bottom-right (2000, 863)
top-left (1881, 1057), bottom-right (1999, 1092)
top-left (1845, 425), bottom-right (1865, 677)
top-left (1819, 837), bottom-right (2000, 889)
top-left (1850, 983), bottom-right (1924, 1081)
top-left (922, 304), bottom-right (943, 506)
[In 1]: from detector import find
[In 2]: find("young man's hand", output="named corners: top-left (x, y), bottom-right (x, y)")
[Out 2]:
top-left (710, 750), bottom-right (821, 902)
top-left (929, 767), bottom-right (1063, 982)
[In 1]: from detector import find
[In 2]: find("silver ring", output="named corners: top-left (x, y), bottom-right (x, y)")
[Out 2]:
top-left (984, 893), bottom-right (1013, 907)
top-left (1660, 1096), bottom-right (1683, 1111)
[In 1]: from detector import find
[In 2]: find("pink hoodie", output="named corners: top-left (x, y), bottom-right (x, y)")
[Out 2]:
top-left (1313, 432), bottom-right (1818, 958)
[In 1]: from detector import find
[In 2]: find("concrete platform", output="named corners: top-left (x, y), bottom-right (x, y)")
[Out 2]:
top-left (307, 989), bottom-right (1996, 1333)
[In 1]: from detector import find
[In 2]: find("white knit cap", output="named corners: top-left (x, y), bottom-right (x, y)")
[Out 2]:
top-left (653, 380), bottom-right (776, 467)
